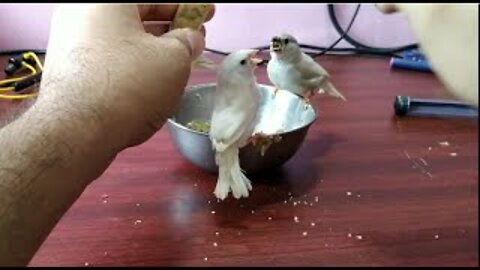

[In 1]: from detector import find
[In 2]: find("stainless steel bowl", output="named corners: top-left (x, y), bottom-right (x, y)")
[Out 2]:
top-left (167, 83), bottom-right (317, 174)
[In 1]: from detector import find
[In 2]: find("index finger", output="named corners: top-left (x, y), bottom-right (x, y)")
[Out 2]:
top-left (138, 4), bottom-right (215, 22)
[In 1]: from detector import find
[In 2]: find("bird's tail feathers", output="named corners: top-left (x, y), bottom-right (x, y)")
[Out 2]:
top-left (214, 147), bottom-right (252, 200)
top-left (320, 81), bottom-right (347, 101)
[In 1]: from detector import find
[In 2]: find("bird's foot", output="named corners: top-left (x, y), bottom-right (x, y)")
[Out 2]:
top-left (248, 132), bottom-right (282, 156)
top-left (248, 132), bottom-right (269, 146)
top-left (302, 89), bottom-right (315, 109)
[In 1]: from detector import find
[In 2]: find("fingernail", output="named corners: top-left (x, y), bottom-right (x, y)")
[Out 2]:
top-left (186, 29), bottom-right (205, 60)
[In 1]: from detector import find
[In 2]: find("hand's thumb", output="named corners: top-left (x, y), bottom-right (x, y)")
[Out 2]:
top-left (162, 28), bottom-right (205, 60)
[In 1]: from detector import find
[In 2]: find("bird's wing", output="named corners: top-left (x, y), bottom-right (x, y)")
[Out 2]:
top-left (295, 54), bottom-right (346, 100)
top-left (295, 53), bottom-right (330, 89)
top-left (209, 84), bottom-right (258, 150)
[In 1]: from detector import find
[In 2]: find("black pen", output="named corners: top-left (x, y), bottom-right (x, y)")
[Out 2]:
top-left (394, 95), bottom-right (478, 119)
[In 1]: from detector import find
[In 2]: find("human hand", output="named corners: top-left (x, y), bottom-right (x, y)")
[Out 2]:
top-left (38, 4), bottom-right (215, 152)
top-left (376, 4), bottom-right (478, 107)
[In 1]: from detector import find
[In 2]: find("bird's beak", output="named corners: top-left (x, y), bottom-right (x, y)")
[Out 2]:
top-left (248, 50), bottom-right (263, 68)
top-left (270, 37), bottom-right (282, 53)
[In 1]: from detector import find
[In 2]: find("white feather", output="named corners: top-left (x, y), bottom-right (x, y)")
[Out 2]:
top-left (209, 49), bottom-right (261, 200)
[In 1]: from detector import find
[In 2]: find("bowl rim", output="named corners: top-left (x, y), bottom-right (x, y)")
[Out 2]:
top-left (167, 83), bottom-right (318, 136)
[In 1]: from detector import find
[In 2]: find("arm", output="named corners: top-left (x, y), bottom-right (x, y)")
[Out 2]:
top-left (0, 4), bottom-right (214, 266)
top-left (0, 92), bottom-right (117, 266)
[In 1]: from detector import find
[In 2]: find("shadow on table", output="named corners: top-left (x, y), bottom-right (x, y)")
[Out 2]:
top-left (209, 132), bottom-right (346, 228)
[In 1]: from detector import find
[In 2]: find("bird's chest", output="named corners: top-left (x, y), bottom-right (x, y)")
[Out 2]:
top-left (220, 82), bottom-right (260, 110)
top-left (268, 60), bottom-right (303, 93)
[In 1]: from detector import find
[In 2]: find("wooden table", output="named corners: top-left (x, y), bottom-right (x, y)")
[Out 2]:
top-left (1, 54), bottom-right (478, 266)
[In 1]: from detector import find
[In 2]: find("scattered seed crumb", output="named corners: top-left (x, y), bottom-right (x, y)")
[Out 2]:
top-left (439, 141), bottom-right (450, 147)
top-left (310, 222), bottom-right (316, 227)
top-left (215, 232), bottom-right (219, 236)
top-left (403, 150), bottom-right (411, 159)
top-left (194, 183), bottom-right (198, 187)
top-left (211, 211), bottom-right (216, 215)
top-left (293, 202), bottom-right (297, 206)
top-left (314, 196), bottom-right (319, 202)
top-left (329, 227), bottom-right (332, 231)
top-left (251, 210), bottom-right (255, 214)
top-left (213, 242), bottom-right (218, 247)
top-left (217, 199), bottom-right (220, 203)
top-left (356, 194), bottom-right (361, 198)
top-left (434, 234), bottom-right (439, 239)
top-left (284, 200), bottom-right (287, 204)
top-left (238, 231), bottom-right (242, 236)
top-left (104, 251), bottom-right (108, 256)
top-left (428, 146), bottom-right (432, 151)
top-left (418, 158), bottom-right (428, 166)
top-left (449, 152), bottom-right (458, 157)
top-left (268, 217), bottom-right (272, 221)
top-left (208, 200), bottom-right (211, 204)
top-left (348, 233), bottom-right (352, 238)
top-left (309, 203), bottom-right (313, 207)
top-left (356, 235), bottom-right (363, 240)
top-left (102, 200), bottom-right (108, 204)
top-left (204, 257), bottom-right (208, 261)
top-left (84, 262), bottom-right (89, 266)
top-left (135, 203), bottom-right (141, 207)
top-left (294, 216), bottom-right (299, 223)
top-left (134, 219), bottom-right (142, 225)
top-left (288, 192), bottom-right (292, 196)
top-left (303, 201), bottom-right (308, 205)
top-left (324, 243), bottom-right (329, 247)
top-left (302, 231), bottom-right (308, 236)
top-left (426, 172), bottom-right (434, 178)
top-left (346, 191), bottom-right (352, 196)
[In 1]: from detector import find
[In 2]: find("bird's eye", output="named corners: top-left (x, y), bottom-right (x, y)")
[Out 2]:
top-left (284, 38), bottom-right (290, 45)
top-left (240, 59), bottom-right (247, 65)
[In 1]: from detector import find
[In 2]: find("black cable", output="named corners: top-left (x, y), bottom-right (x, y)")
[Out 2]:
top-left (327, 4), bottom-right (418, 54)
top-left (13, 71), bottom-right (42, 92)
top-left (204, 48), bottom-right (229, 56)
top-left (205, 4), bottom-right (399, 59)
top-left (205, 44), bottom-right (392, 58)
top-left (0, 49), bottom-right (46, 56)
top-left (310, 4), bottom-right (361, 57)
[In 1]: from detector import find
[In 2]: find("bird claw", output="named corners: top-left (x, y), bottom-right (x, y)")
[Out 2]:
top-left (302, 89), bottom-right (315, 109)
top-left (303, 98), bottom-right (311, 110)
top-left (248, 132), bottom-right (269, 146)
top-left (248, 132), bottom-right (282, 156)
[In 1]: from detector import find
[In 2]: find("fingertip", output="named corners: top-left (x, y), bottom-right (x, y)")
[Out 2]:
top-left (186, 29), bottom-right (206, 60)
top-left (163, 28), bottom-right (205, 60)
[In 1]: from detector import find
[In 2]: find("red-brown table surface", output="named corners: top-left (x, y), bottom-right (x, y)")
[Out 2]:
top-left (0, 54), bottom-right (478, 266)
